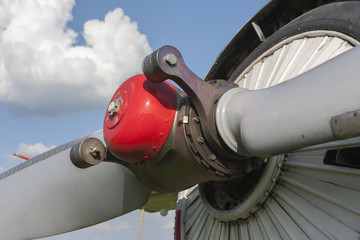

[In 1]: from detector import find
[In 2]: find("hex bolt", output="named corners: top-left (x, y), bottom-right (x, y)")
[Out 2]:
top-left (108, 99), bottom-right (120, 116)
top-left (108, 101), bottom-right (115, 114)
top-left (89, 146), bottom-right (100, 158)
top-left (165, 53), bottom-right (178, 66)
top-left (209, 154), bottom-right (217, 161)
top-left (197, 137), bottom-right (204, 144)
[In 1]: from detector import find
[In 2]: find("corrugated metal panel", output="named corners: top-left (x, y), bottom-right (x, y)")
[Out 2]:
top-left (184, 201), bottom-right (203, 233)
top-left (237, 32), bottom-right (354, 89)
top-left (281, 172), bottom-right (360, 230)
top-left (265, 199), bottom-right (309, 239)
top-left (285, 161), bottom-right (360, 190)
top-left (256, 208), bottom-right (281, 239)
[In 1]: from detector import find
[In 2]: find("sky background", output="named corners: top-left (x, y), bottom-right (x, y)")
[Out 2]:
top-left (0, 0), bottom-right (268, 239)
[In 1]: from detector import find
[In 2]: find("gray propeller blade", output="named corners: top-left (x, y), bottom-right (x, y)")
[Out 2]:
top-left (217, 45), bottom-right (360, 157)
top-left (0, 130), bottom-right (151, 239)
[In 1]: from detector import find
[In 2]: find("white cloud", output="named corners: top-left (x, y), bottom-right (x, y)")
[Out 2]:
top-left (115, 221), bottom-right (133, 230)
top-left (89, 221), bottom-right (133, 231)
top-left (0, 0), bottom-right (152, 116)
top-left (17, 142), bottom-right (56, 157)
top-left (162, 221), bottom-right (174, 229)
top-left (0, 148), bottom-right (17, 170)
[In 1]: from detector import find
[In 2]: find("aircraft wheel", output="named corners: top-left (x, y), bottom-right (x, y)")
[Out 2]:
top-left (177, 2), bottom-right (360, 239)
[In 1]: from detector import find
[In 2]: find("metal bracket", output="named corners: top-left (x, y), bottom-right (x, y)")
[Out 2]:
top-left (142, 45), bottom-right (239, 160)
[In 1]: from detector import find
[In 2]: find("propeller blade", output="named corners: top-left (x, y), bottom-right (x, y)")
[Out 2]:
top-left (0, 130), bottom-right (151, 239)
top-left (216, 45), bottom-right (360, 157)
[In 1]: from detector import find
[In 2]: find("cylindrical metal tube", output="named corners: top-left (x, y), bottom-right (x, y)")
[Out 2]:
top-left (216, 46), bottom-right (360, 157)
top-left (70, 137), bottom-right (106, 168)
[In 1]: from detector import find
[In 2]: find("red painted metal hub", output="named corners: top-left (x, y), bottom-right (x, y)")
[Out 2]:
top-left (103, 74), bottom-right (177, 163)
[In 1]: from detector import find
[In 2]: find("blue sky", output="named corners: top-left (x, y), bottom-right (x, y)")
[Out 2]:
top-left (0, 0), bottom-right (268, 239)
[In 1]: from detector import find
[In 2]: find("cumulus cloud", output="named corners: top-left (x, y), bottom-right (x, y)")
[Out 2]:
top-left (0, 0), bottom-right (152, 116)
top-left (0, 144), bottom-right (54, 171)
top-left (17, 142), bottom-right (56, 157)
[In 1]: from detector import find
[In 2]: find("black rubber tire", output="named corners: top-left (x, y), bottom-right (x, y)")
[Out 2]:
top-left (229, 1), bottom-right (360, 82)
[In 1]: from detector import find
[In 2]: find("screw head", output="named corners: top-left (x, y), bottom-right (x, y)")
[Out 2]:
top-left (165, 53), bottom-right (177, 66)
top-left (89, 146), bottom-right (101, 158)
top-left (108, 99), bottom-right (120, 116)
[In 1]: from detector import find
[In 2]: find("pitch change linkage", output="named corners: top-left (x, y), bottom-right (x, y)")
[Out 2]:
top-left (142, 45), bottom-right (241, 160)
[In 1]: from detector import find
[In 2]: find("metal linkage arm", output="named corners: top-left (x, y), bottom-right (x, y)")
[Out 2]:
top-left (143, 45), bottom-right (239, 159)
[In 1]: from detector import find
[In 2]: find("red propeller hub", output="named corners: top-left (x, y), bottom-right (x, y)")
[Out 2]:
top-left (103, 74), bottom-right (177, 163)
